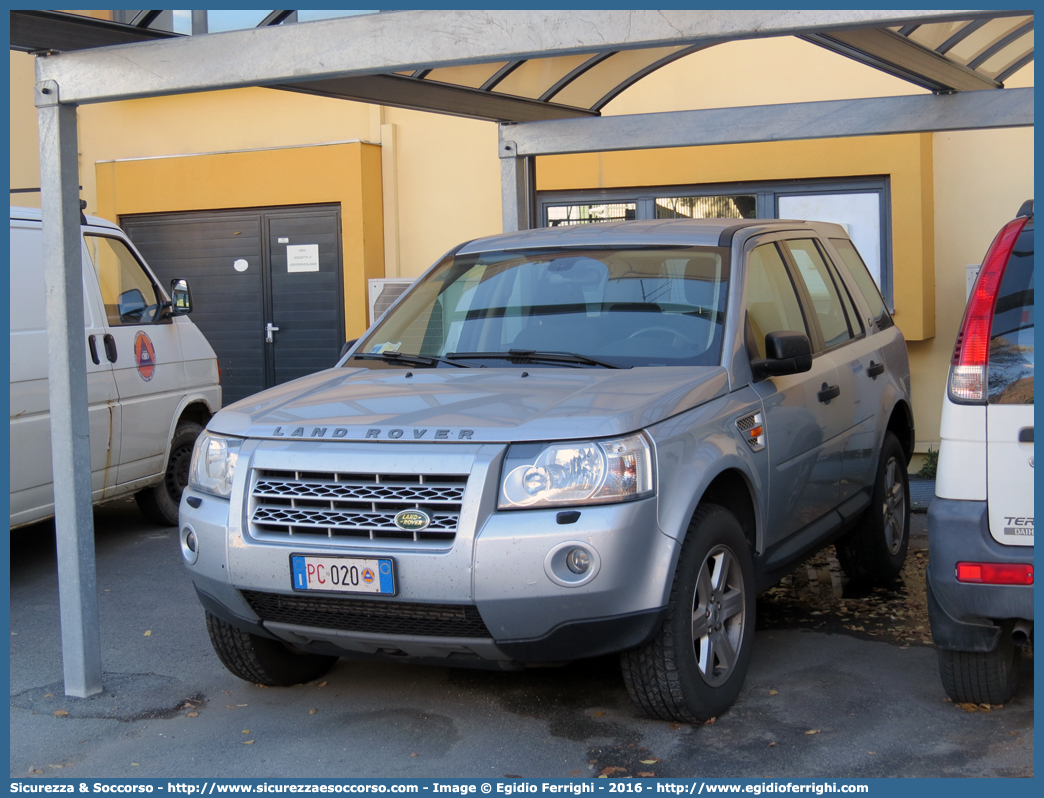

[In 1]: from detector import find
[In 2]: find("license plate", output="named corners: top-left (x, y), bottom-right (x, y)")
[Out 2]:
top-left (290, 554), bottom-right (396, 595)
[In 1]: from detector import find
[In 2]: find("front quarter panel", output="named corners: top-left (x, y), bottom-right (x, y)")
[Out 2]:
top-left (649, 387), bottom-right (767, 554)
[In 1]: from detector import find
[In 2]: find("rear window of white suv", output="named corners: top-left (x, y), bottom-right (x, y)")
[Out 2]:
top-left (988, 225), bottom-right (1034, 404)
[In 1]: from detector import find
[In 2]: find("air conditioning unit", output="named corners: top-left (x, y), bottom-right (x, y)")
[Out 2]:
top-left (367, 278), bottom-right (414, 326)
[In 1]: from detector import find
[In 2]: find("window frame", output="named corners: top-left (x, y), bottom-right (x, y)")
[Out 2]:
top-left (537, 176), bottom-right (893, 307)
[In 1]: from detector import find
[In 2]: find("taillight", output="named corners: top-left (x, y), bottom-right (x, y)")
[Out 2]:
top-left (948, 217), bottom-right (1028, 403)
top-left (956, 562), bottom-right (1034, 585)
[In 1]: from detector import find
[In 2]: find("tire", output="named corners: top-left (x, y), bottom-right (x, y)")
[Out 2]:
top-left (206, 612), bottom-right (338, 686)
top-left (836, 431), bottom-right (910, 586)
top-left (938, 628), bottom-right (1021, 704)
top-left (620, 504), bottom-right (756, 723)
top-left (135, 421), bottom-right (204, 526)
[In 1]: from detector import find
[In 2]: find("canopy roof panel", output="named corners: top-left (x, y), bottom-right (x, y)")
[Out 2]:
top-left (11, 9), bottom-right (1034, 122)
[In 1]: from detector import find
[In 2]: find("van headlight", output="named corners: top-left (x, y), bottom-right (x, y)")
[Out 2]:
top-left (188, 432), bottom-right (243, 498)
top-left (499, 433), bottom-right (654, 510)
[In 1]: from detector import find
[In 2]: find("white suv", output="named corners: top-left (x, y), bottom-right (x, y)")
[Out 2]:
top-left (927, 200), bottom-right (1034, 704)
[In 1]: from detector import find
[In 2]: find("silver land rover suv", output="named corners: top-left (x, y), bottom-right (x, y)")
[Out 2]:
top-left (180, 219), bottom-right (913, 722)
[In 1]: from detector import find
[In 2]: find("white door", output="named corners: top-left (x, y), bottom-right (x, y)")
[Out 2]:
top-left (9, 223), bottom-right (121, 525)
top-left (83, 230), bottom-right (185, 487)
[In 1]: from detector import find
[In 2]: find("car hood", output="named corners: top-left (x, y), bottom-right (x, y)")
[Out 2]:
top-left (208, 366), bottom-right (730, 443)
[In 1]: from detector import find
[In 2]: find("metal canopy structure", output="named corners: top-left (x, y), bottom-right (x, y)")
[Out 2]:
top-left (18, 9), bottom-right (1033, 698)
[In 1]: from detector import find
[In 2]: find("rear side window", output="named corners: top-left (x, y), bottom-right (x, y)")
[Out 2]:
top-left (988, 225), bottom-right (1034, 404)
top-left (783, 239), bottom-right (855, 349)
top-left (830, 238), bottom-right (894, 329)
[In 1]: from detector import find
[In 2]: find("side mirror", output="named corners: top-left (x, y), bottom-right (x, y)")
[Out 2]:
top-left (170, 278), bottom-right (192, 315)
top-left (750, 331), bottom-right (813, 380)
top-left (339, 339), bottom-right (358, 360)
top-left (117, 288), bottom-right (148, 323)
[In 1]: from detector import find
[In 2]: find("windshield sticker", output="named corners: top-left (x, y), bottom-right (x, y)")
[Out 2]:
top-left (369, 342), bottom-right (402, 354)
top-left (134, 331), bottom-right (156, 382)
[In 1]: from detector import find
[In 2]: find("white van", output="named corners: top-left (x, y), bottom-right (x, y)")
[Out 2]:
top-left (9, 206), bottom-right (221, 528)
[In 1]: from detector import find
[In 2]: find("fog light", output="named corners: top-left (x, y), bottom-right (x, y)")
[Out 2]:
top-left (566, 548), bottom-right (591, 574)
top-left (185, 530), bottom-right (197, 553)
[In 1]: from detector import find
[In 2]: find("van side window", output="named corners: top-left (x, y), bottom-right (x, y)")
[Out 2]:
top-left (829, 237), bottom-right (894, 329)
top-left (85, 235), bottom-right (163, 326)
top-left (783, 239), bottom-right (855, 349)
top-left (744, 243), bottom-right (808, 359)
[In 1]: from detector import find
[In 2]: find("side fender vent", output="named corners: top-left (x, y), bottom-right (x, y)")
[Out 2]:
top-left (736, 412), bottom-right (766, 453)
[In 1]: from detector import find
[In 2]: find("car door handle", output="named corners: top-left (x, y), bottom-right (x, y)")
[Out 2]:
top-left (1018, 427), bottom-right (1033, 443)
top-left (102, 334), bottom-right (117, 363)
top-left (867, 360), bottom-right (885, 379)
top-left (265, 322), bottom-right (280, 344)
top-left (818, 383), bottom-right (840, 403)
top-left (87, 334), bottom-right (100, 365)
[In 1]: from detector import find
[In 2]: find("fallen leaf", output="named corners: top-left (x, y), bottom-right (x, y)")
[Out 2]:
top-left (977, 704), bottom-right (992, 712)
top-left (569, 771), bottom-right (580, 777)
top-left (223, 690), bottom-right (231, 696)
top-left (805, 729), bottom-right (820, 735)
top-left (868, 752), bottom-right (876, 755)
top-left (704, 717), bottom-right (717, 725)
top-left (669, 723), bottom-right (681, 731)
top-left (53, 710), bottom-right (69, 717)
top-left (242, 730), bottom-right (250, 735)
top-left (143, 630), bottom-right (152, 637)
top-left (638, 772), bottom-right (656, 778)
top-left (409, 753), bottom-right (418, 758)
top-left (48, 764), bottom-right (64, 769)
top-left (599, 766), bottom-right (627, 776)
top-left (640, 759), bottom-right (660, 764)
top-left (769, 690), bottom-right (778, 696)
top-left (226, 706), bottom-right (235, 709)
top-left (185, 712), bottom-right (198, 718)
top-left (768, 742), bottom-right (777, 748)
top-left (242, 740), bottom-right (254, 745)
top-left (131, 763), bottom-right (140, 767)
top-left (317, 682), bottom-right (327, 688)
top-left (593, 711), bottom-right (605, 717)
top-left (959, 703), bottom-right (979, 713)
top-left (44, 693), bottom-right (53, 698)
top-left (309, 709), bottom-right (317, 715)
top-left (182, 703), bottom-right (194, 709)
top-left (28, 767), bottom-right (43, 775)
top-left (237, 704), bottom-right (248, 707)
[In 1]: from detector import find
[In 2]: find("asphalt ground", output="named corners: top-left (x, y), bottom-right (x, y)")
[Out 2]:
top-left (9, 500), bottom-right (1034, 779)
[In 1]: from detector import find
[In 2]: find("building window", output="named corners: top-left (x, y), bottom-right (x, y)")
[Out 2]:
top-left (538, 178), bottom-right (892, 306)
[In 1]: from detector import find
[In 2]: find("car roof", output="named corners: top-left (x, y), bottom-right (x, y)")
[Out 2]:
top-left (457, 218), bottom-right (846, 254)
top-left (10, 205), bottom-right (121, 231)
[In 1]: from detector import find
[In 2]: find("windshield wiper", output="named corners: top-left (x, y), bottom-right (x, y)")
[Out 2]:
top-left (350, 351), bottom-right (471, 368)
top-left (447, 349), bottom-right (624, 369)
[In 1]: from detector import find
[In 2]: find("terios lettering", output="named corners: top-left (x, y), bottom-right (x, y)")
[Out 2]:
top-left (270, 426), bottom-right (475, 440)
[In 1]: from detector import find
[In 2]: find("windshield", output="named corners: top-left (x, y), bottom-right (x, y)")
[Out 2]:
top-left (354, 246), bottom-right (730, 368)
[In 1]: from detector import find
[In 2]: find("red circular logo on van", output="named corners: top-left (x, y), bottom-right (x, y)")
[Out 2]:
top-left (134, 331), bottom-right (156, 381)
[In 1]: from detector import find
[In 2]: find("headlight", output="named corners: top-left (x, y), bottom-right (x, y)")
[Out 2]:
top-left (499, 433), bottom-right (654, 510)
top-left (188, 432), bottom-right (243, 498)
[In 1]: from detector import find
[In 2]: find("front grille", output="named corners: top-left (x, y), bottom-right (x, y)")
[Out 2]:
top-left (242, 590), bottom-right (492, 638)
top-left (250, 469), bottom-right (467, 545)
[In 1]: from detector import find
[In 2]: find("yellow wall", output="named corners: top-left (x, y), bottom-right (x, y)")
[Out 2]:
top-left (95, 143), bottom-right (385, 338)
top-left (10, 52), bottom-right (43, 206)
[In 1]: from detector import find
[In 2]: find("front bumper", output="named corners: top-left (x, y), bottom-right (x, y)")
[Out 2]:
top-left (926, 497), bottom-right (1034, 652)
top-left (180, 440), bottom-right (676, 663)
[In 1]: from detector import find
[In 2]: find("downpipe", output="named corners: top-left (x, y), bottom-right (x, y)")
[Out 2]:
top-left (1010, 620), bottom-right (1033, 647)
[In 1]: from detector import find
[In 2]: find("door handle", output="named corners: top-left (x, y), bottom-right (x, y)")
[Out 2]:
top-left (87, 334), bottom-right (100, 365)
top-left (1018, 427), bottom-right (1033, 443)
top-left (265, 322), bottom-right (280, 344)
top-left (867, 360), bottom-right (885, 379)
top-left (818, 383), bottom-right (840, 403)
top-left (102, 334), bottom-right (117, 363)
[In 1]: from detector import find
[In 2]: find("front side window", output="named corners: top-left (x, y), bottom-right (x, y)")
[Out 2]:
top-left (85, 235), bottom-right (163, 326)
top-left (354, 246), bottom-right (731, 368)
top-left (784, 239), bottom-right (854, 349)
top-left (988, 226), bottom-right (1034, 404)
top-left (744, 243), bottom-right (808, 359)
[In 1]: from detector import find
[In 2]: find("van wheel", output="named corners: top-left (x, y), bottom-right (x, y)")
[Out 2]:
top-left (938, 629), bottom-right (1021, 704)
top-left (135, 421), bottom-right (203, 526)
top-left (836, 431), bottom-right (910, 586)
top-left (620, 504), bottom-right (755, 723)
top-left (206, 612), bottom-right (338, 686)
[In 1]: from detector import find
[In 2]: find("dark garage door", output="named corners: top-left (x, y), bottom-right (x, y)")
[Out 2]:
top-left (122, 205), bottom-right (344, 407)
